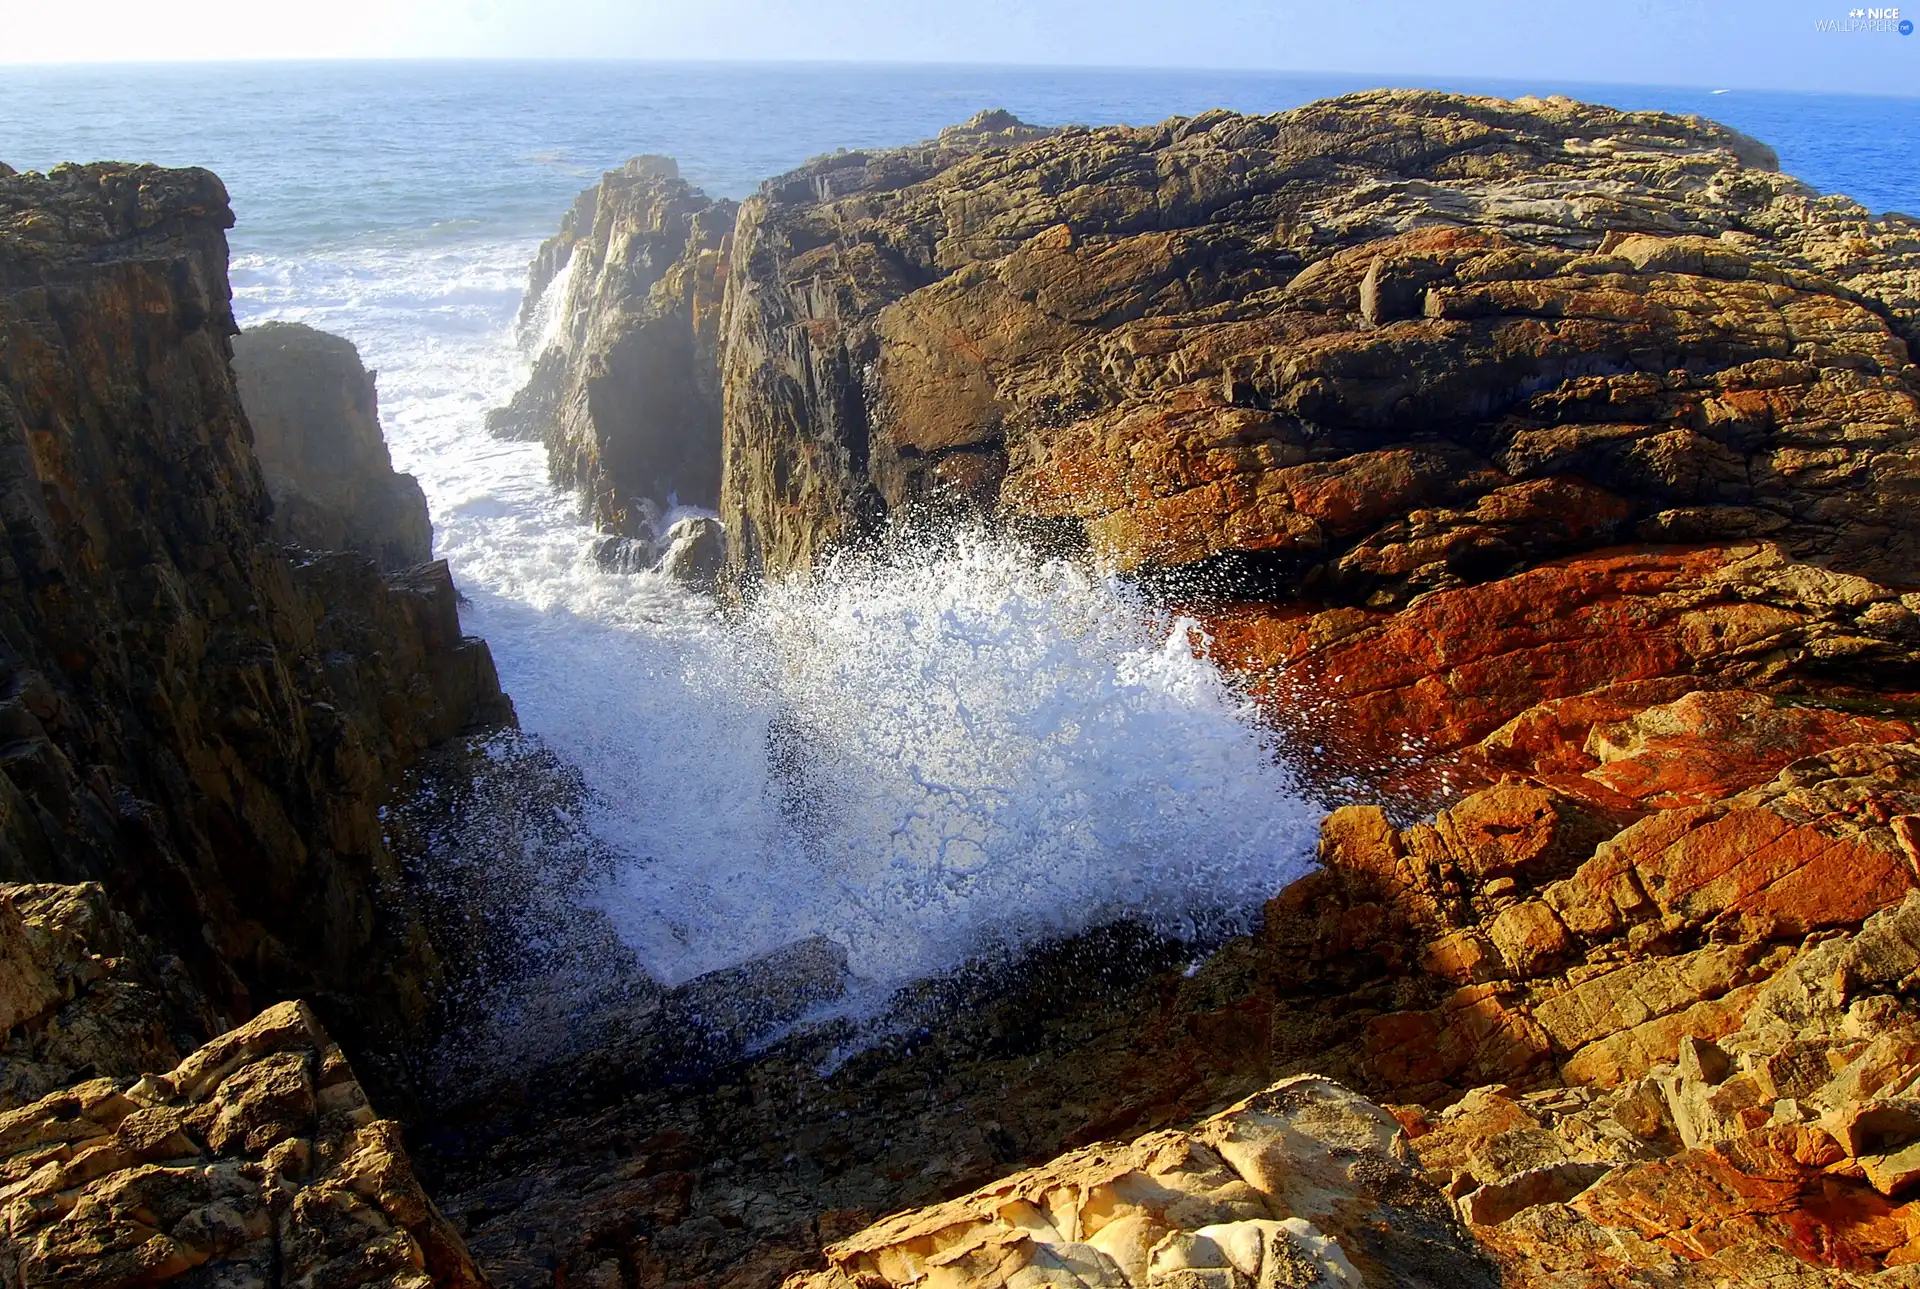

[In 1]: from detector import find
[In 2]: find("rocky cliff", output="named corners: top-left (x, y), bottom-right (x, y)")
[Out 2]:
top-left (410, 93), bottom-right (1920, 1289)
top-left (1, 883), bottom-right (485, 1289)
top-left (233, 321), bottom-right (434, 570)
top-left (0, 163), bottom-right (510, 1051)
top-left (489, 157), bottom-right (736, 537)
top-left (15, 94), bottom-right (1920, 1289)
top-left (716, 90), bottom-right (1920, 594)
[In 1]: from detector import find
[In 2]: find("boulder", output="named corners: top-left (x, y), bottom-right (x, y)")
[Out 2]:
top-left (653, 516), bottom-right (725, 588)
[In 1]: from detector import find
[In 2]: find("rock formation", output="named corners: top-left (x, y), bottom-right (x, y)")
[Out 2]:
top-left (14, 93), bottom-right (1920, 1289)
top-left (0, 884), bottom-right (484, 1289)
top-left (489, 157), bottom-right (736, 536)
top-left (715, 91), bottom-right (1920, 595)
top-left (0, 162), bottom-right (510, 1053)
top-left (791, 1075), bottom-right (1496, 1289)
top-left (431, 93), bottom-right (1920, 1289)
top-left (233, 321), bottom-right (434, 570)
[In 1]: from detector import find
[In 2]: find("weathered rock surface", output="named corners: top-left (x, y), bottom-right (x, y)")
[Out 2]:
top-left (1, 882), bottom-right (215, 1111)
top-left (489, 157), bottom-right (736, 535)
top-left (716, 91), bottom-right (1920, 594)
top-left (233, 321), bottom-right (433, 570)
top-left (1200, 540), bottom-right (1920, 802)
top-left (788, 1075), bottom-right (1495, 1289)
top-left (409, 96), bottom-right (1920, 1289)
top-left (0, 989), bottom-right (486, 1289)
top-left (0, 163), bottom-right (510, 1047)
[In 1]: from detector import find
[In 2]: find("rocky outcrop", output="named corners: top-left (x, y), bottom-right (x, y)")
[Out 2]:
top-left (401, 96), bottom-right (1920, 1289)
top-left (233, 321), bottom-right (433, 570)
top-left (0, 163), bottom-right (510, 1048)
top-left (0, 992), bottom-right (486, 1289)
top-left (1, 882), bottom-right (216, 1111)
top-left (790, 1075), bottom-right (1495, 1289)
top-left (489, 157), bottom-right (736, 536)
top-left (716, 91), bottom-right (1920, 592)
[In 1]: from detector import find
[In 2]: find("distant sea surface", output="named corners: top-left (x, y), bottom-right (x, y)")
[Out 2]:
top-left (1, 63), bottom-right (1916, 993)
top-left (3, 63), bottom-right (1916, 255)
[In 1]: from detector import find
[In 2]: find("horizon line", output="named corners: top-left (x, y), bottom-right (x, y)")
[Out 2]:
top-left (3, 55), bottom-right (1918, 101)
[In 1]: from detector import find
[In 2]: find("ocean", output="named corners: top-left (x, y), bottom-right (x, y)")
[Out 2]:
top-left (2, 61), bottom-right (1915, 997)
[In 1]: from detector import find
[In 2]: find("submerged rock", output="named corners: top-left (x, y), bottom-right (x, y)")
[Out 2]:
top-left (490, 156), bottom-right (737, 535)
top-left (234, 320), bottom-right (434, 570)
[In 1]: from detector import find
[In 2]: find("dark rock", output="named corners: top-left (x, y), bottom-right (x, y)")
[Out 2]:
top-left (0, 162), bottom-right (511, 1052)
top-left (590, 533), bottom-right (655, 572)
top-left (233, 320), bottom-right (434, 570)
top-left (489, 157), bottom-right (737, 535)
top-left (653, 516), bottom-right (725, 588)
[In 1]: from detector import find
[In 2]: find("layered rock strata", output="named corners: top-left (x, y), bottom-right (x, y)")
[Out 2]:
top-left (715, 91), bottom-right (1920, 594)
top-left (233, 321), bottom-right (434, 570)
top-left (423, 94), bottom-right (1920, 1289)
top-left (489, 157), bottom-right (736, 535)
top-left (0, 932), bottom-right (484, 1289)
top-left (0, 163), bottom-right (510, 1046)
top-left (790, 1075), bottom-right (1495, 1289)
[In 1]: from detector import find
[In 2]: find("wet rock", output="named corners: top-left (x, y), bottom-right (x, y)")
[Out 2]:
top-left (590, 534), bottom-right (656, 572)
top-left (653, 516), bottom-right (725, 588)
top-left (490, 157), bottom-right (736, 535)
top-left (233, 321), bottom-right (434, 570)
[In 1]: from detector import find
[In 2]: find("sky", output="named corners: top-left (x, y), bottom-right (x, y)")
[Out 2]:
top-left (3, 0), bottom-right (1916, 95)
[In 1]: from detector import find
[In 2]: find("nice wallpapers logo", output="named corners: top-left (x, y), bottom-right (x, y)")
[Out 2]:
top-left (1816, 6), bottom-right (1915, 32)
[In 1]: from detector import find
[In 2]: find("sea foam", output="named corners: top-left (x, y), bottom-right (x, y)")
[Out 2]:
top-left (234, 227), bottom-right (1322, 1010)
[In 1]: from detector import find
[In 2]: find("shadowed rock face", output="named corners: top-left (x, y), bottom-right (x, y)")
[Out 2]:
top-left (0, 919), bottom-right (487, 1289)
top-left (716, 90), bottom-right (1920, 595)
top-left (0, 163), bottom-right (511, 1046)
top-left (234, 321), bottom-right (434, 570)
top-left (489, 157), bottom-right (737, 535)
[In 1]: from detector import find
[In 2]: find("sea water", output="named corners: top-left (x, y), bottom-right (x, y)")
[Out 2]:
top-left (3, 62), bottom-right (1915, 993)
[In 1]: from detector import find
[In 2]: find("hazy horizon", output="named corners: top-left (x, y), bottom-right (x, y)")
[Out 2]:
top-left (9, 1), bottom-right (1918, 97)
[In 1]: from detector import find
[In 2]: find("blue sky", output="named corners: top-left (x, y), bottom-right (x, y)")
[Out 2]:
top-left (8, 0), bottom-right (1917, 94)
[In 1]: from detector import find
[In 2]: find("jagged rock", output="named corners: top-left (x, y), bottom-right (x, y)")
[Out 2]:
top-left (1203, 542), bottom-right (1920, 801)
top-left (490, 157), bottom-right (737, 535)
top-left (0, 883), bottom-right (215, 1111)
top-left (233, 321), bottom-right (434, 570)
top-left (0, 999), bottom-right (486, 1289)
top-left (787, 1075), bottom-right (1496, 1289)
top-left (0, 163), bottom-right (511, 1045)
top-left (716, 91), bottom-right (1920, 593)
top-left (652, 516), bottom-right (725, 588)
top-left (589, 534), bottom-right (656, 572)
